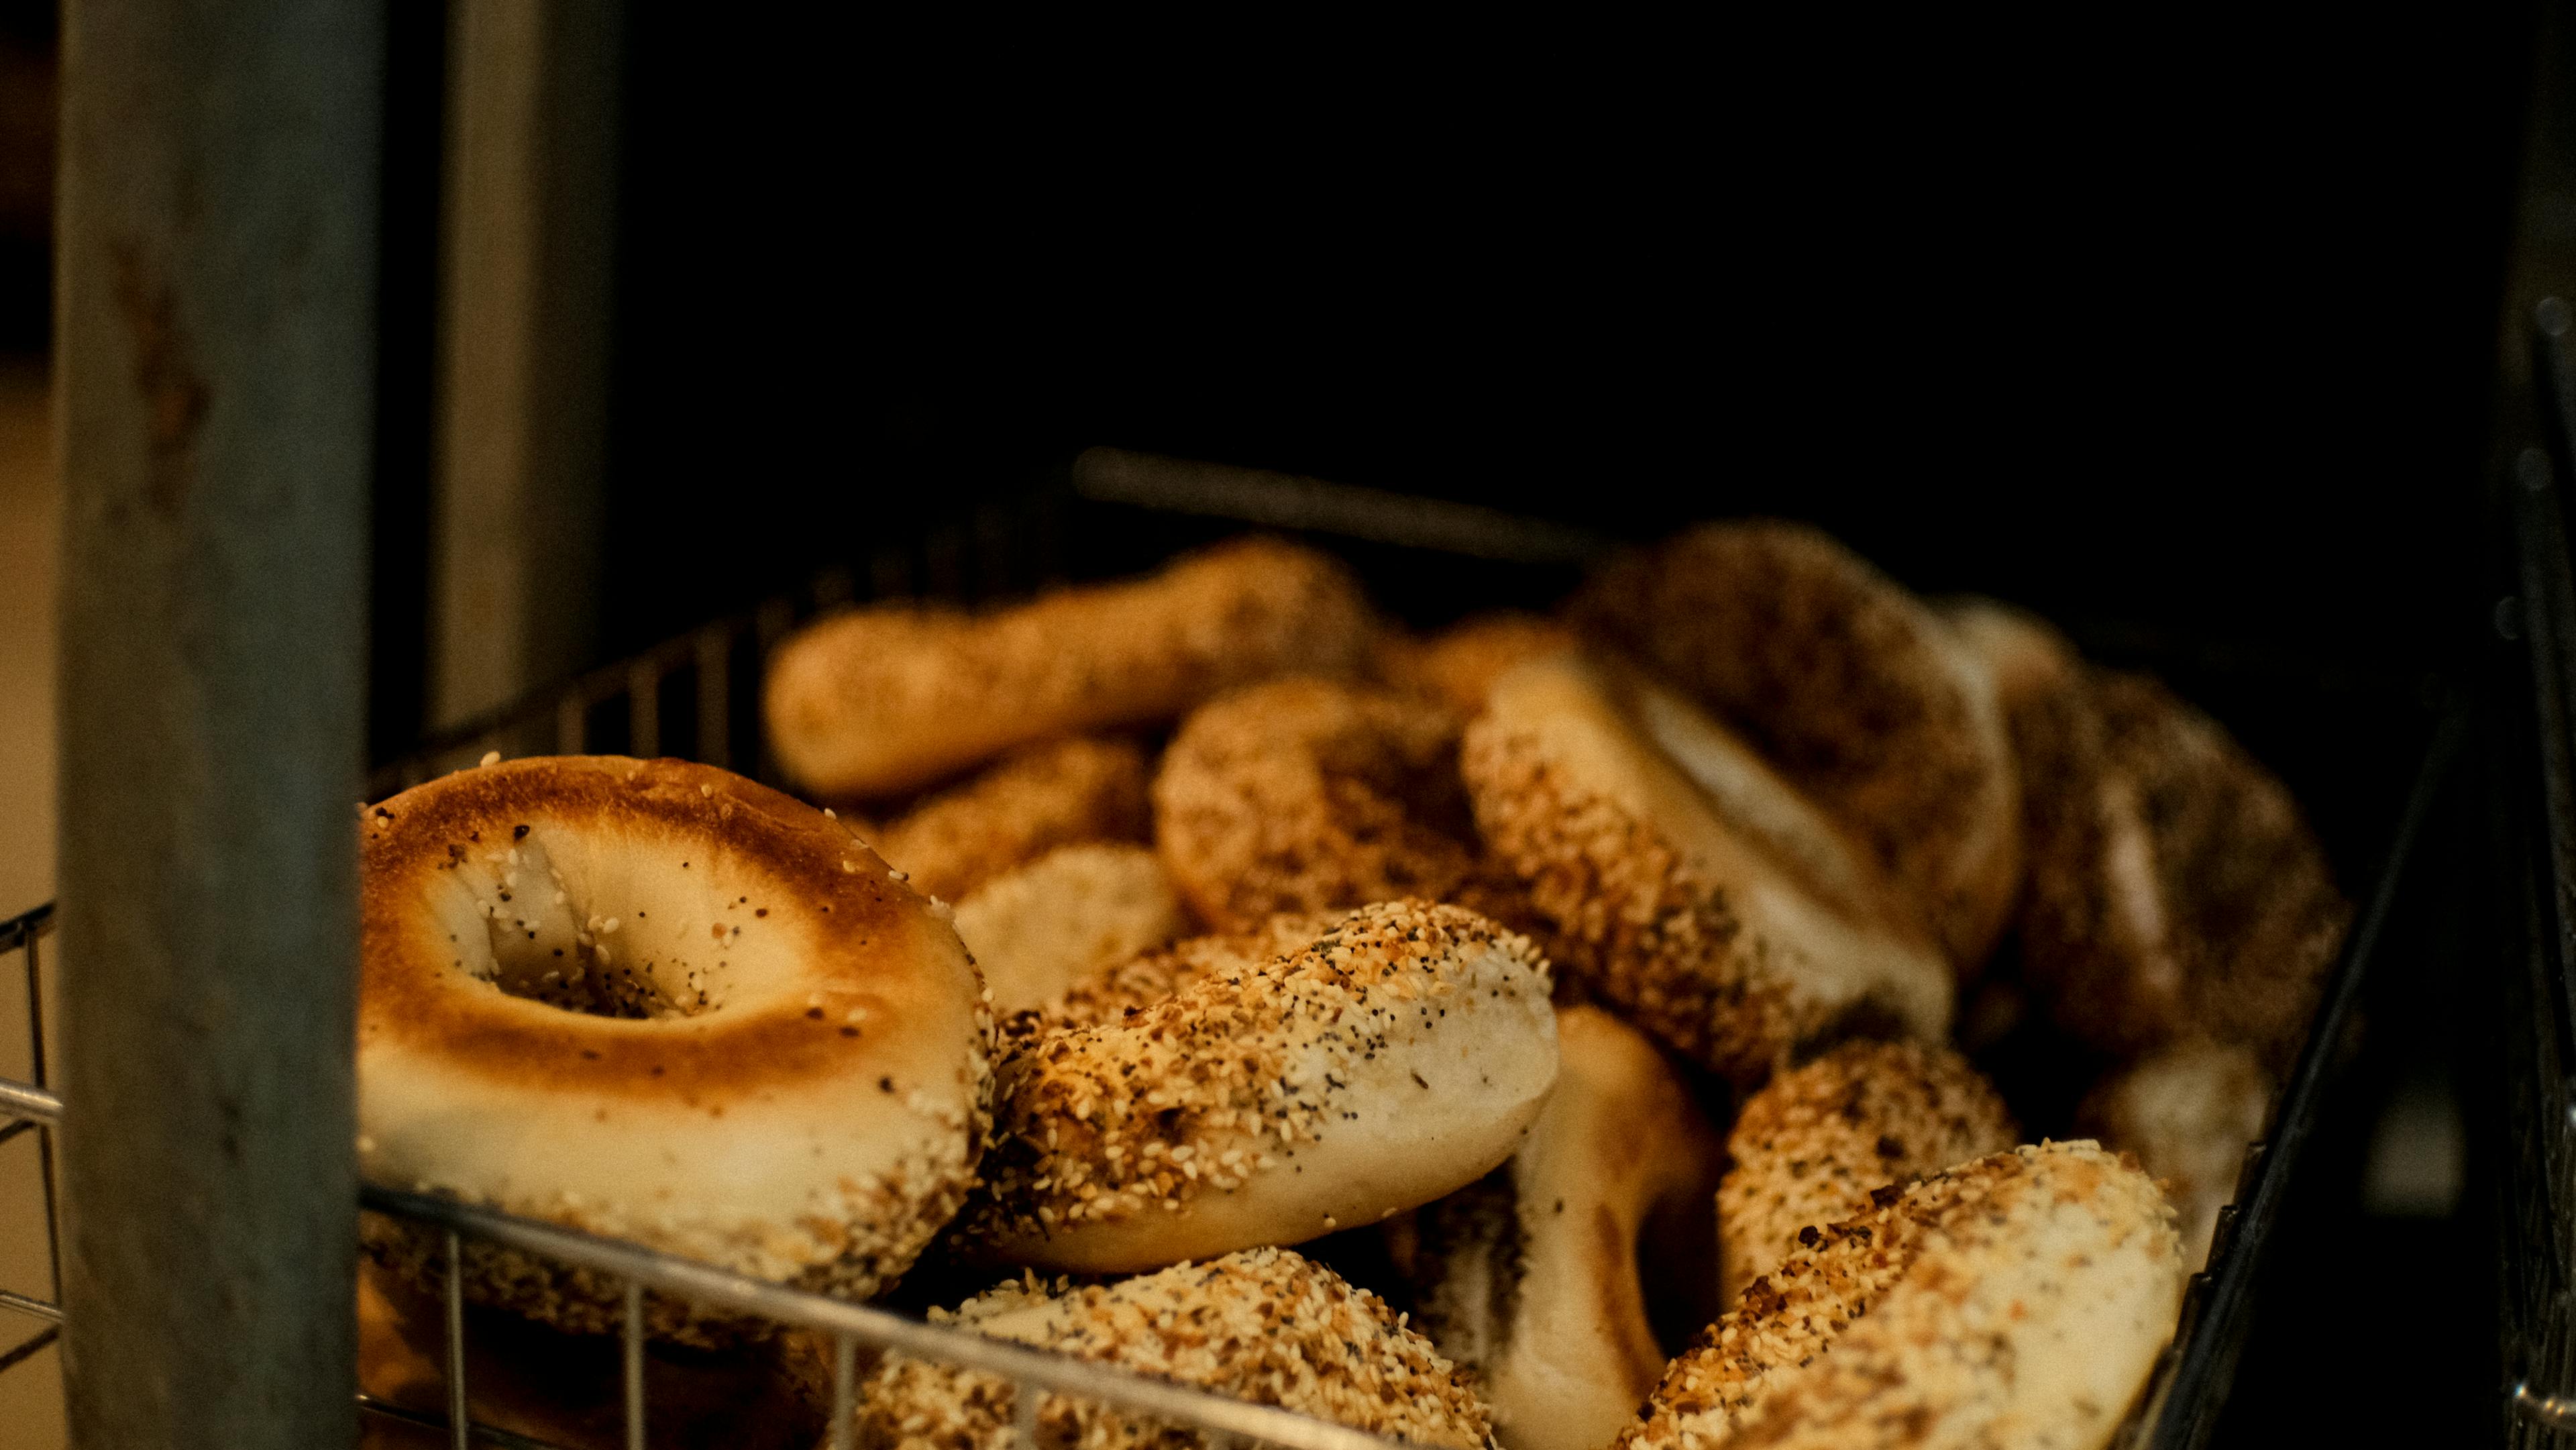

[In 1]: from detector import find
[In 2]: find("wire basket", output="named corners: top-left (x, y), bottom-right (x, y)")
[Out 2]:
top-left (0, 452), bottom-right (2475, 1447)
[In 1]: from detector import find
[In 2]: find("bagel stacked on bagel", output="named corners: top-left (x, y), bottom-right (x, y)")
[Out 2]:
top-left (358, 756), bottom-right (991, 1343)
top-left (1622, 1141), bottom-right (2186, 1449)
top-left (1391, 1005), bottom-right (1726, 1450)
top-left (1464, 650), bottom-right (1951, 1082)
top-left (959, 900), bottom-right (1559, 1272)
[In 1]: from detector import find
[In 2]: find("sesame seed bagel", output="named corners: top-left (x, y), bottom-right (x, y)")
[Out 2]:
top-left (960, 900), bottom-right (1560, 1274)
top-left (357, 756), bottom-right (992, 1342)
top-left (1619, 1141), bottom-right (2186, 1450)
top-left (1572, 522), bottom-right (2023, 972)
top-left (1152, 675), bottom-right (1550, 943)
top-left (873, 734), bottom-right (1151, 902)
top-left (950, 842), bottom-right (1191, 1015)
top-left (1959, 603), bottom-right (2350, 1064)
top-left (1462, 650), bottom-right (1951, 1082)
top-left (1383, 611), bottom-right (1581, 719)
top-left (2078, 1038), bottom-right (2272, 1269)
top-left (1717, 1039), bottom-right (2017, 1300)
top-left (851, 1247), bottom-right (1493, 1447)
top-left (763, 537), bottom-right (1375, 799)
top-left (1393, 1005), bottom-right (1725, 1450)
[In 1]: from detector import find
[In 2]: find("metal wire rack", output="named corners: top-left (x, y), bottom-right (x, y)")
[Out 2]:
top-left (0, 453), bottom-right (2479, 1446)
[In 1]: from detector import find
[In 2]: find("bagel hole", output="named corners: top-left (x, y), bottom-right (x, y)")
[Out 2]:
top-left (450, 835), bottom-right (737, 1021)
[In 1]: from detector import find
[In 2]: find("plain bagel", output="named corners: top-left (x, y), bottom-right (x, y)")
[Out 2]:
top-left (1392, 1005), bottom-right (1725, 1450)
top-left (763, 537), bottom-right (1375, 798)
top-left (357, 756), bottom-right (991, 1341)
top-left (959, 900), bottom-right (1560, 1274)
top-left (1464, 650), bottom-right (1951, 1082)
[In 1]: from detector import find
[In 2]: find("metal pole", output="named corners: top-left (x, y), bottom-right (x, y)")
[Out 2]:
top-left (53, 1), bottom-right (379, 1444)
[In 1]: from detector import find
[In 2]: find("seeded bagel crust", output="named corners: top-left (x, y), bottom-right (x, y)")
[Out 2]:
top-left (1621, 1141), bottom-right (2186, 1450)
top-left (1953, 602), bottom-right (2351, 1066)
top-left (1572, 522), bottom-right (2022, 973)
top-left (765, 537), bottom-right (1375, 798)
top-left (851, 1247), bottom-right (1492, 1448)
top-left (959, 900), bottom-right (1560, 1274)
top-left (358, 756), bottom-right (991, 1344)
top-left (1464, 651), bottom-right (1951, 1082)
top-left (1152, 675), bottom-right (1550, 940)
top-left (873, 735), bottom-right (1152, 901)
top-left (1717, 1039), bottom-right (2017, 1300)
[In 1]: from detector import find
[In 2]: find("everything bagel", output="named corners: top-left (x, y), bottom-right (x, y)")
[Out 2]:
top-left (357, 756), bottom-right (991, 1341)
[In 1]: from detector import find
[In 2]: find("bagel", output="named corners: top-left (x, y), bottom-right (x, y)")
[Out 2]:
top-left (764, 537), bottom-right (1375, 798)
top-left (1380, 611), bottom-right (1580, 718)
top-left (1391, 1005), bottom-right (1725, 1450)
top-left (1620, 1141), bottom-right (2186, 1450)
top-left (958, 900), bottom-right (1560, 1274)
top-left (356, 756), bottom-right (991, 1342)
top-left (949, 842), bottom-right (1191, 1015)
top-left (1463, 650), bottom-right (1951, 1082)
top-left (2078, 1037), bottom-right (2271, 1269)
top-left (1964, 605), bottom-right (2349, 1064)
top-left (1004, 910), bottom-right (1342, 1044)
top-left (1571, 521), bottom-right (2022, 971)
top-left (849, 1247), bottom-right (1492, 1447)
top-left (1717, 1039), bottom-right (2017, 1300)
top-left (1151, 675), bottom-right (1550, 937)
top-left (871, 734), bottom-right (1150, 902)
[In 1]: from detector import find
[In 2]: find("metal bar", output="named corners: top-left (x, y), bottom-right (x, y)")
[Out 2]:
top-left (2147, 703), bottom-right (2467, 1448)
top-left (25, 928), bottom-right (57, 1300)
top-left (447, 1230), bottom-right (470, 1450)
top-left (627, 660), bottom-right (660, 758)
top-left (0, 1287), bottom-right (62, 1323)
top-left (622, 1280), bottom-right (644, 1450)
top-left (55, 2), bottom-right (378, 1443)
top-left (0, 1325), bottom-right (59, 1376)
top-left (828, 1331), bottom-right (855, 1450)
top-left (1071, 446), bottom-right (1621, 565)
top-left (694, 627), bottom-right (731, 768)
top-left (0, 1075), bottom-right (60, 1125)
top-left (0, 1119), bottom-right (33, 1148)
top-left (364, 1186), bottom-right (1409, 1450)
top-left (356, 1394), bottom-right (583, 1450)
top-left (2516, 1380), bottom-right (2576, 1431)
top-left (0, 902), bottom-right (50, 955)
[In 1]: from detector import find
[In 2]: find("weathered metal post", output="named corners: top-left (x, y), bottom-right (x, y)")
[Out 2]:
top-left (53, 2), bottom-right (380, 1445)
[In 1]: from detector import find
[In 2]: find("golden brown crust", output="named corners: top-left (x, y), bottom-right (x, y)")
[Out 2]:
top-left (1620, 1142), bottom-right (2185, 1449)
top-left (1570, 521), bottom-right (2021, 972)
top-left (1387, 612), bottom-right (1580, 719)
top-left (359, 756), bottom-right (991, 1339)
top-left (959, 901), bottom-right (1559, 1273)
top-left (852, 1248), bottom-right (1493, 1447)
top-left (1397, 1006), bottom-right (1726, 1450)
top-left (874, 735), bottom-right (1152, 902)
top-left (1717, 1041), bottom-right (2017, 1300)
top-left (1462, 652), bottom-right (1951, 1083)
top-left (763, 537), bottom-right (1376, 798)
top-left (2010, 661), bottom-right (2349, 1066)
top-left (951, 842), bottom-right (1191, 1015)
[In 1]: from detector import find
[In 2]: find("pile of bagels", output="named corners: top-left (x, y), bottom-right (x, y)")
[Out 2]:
top-left (352, 523), bottom-right (2347, 1450)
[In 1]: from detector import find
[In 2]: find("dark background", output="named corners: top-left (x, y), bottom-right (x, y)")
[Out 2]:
top-left (0, 5), bottom-right (2549, 1443)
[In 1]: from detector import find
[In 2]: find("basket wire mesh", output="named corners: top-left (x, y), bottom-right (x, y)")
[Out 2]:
top-left (0, 454), bottom-right (2483, 1445)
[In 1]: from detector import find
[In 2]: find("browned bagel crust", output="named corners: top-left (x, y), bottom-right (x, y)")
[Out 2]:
top-left (1570, 521), bottom-right (2021, 970)
top-left (1152, 676), bottom-right (1549, 941)
top-left (1389, 612), bottom-right (1580, 719)
top-left (359, 756), bottom-right (991, 1344)
top-left (763, 537), bottom-right (1375, 798)
top-left (1717, 1040), bottom-right (2017, 1300)
top-left (2012, 661), bottom-right (2349, 1064)
top-left (874, 735), bottom-right (1150, 902)
top-left (851, 1248), bottom-right (1492, 1447)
